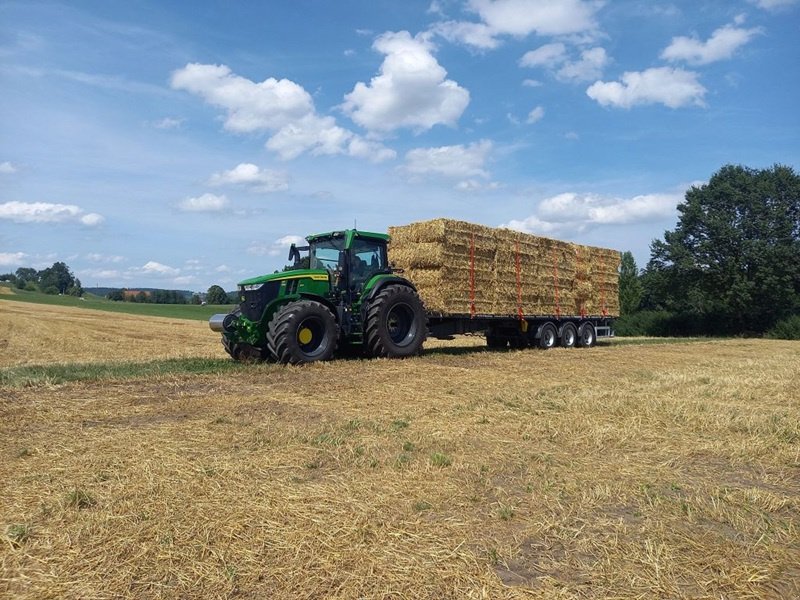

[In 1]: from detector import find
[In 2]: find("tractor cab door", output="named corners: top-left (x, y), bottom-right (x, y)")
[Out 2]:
top-left (348, 238), bottom-right (388, 294)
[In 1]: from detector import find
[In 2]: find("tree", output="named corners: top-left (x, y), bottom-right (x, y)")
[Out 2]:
top-left (206, 285), bottom-right (229, 305)
top-left (107, 290), bottom-right (125, 302)
top-left (15, 267), bottom-right (38, 289)
top-left (645, 164), bottom-right (800, 333)
top-left (38, 262), bottom-right (77, 295)
top-left (618, 251), bottom-right (643, 315)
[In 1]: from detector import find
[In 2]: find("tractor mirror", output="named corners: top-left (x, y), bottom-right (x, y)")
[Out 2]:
top-left (288, 244), bottom-right (299, 265)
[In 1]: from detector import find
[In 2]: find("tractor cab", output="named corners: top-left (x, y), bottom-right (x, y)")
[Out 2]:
top-left (290, 229), bottom-right (390, 298)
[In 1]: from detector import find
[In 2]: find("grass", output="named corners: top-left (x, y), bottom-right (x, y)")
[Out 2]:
top-left (1, 304), bottom-right (799, 599)
top-left (0, 283), bottom-right (229, 321)
top-left (0, 358), bottom-right (246, 387)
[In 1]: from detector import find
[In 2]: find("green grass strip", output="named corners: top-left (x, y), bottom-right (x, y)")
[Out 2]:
top-left (0, 357), bottom-right (255, 388)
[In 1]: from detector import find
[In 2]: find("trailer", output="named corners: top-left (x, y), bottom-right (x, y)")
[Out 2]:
top-left (209, 219), bottom-right (620, 363)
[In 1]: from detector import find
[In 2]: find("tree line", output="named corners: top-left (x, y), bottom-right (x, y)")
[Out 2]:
top-left (1, 262), bottom-right (83, 296)
top-left (617, 164), bottom-right (800, 339)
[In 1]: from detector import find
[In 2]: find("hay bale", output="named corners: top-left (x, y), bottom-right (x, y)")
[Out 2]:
top-left (388, 219), bottom-right (620, 318)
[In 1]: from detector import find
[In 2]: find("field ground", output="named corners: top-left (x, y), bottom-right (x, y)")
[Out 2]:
top-left (1, 301), bottom-right (798, 598)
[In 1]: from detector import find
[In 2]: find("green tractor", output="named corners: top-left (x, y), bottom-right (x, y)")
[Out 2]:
top-left (209, 229), bottom-right (427, 364)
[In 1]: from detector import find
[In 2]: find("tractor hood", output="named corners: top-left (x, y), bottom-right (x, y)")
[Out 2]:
top-left (238, 269), bottom-right (330, 288)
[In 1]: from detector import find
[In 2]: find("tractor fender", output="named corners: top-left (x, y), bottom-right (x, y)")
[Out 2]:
top-left (298, 293), bottom-right (339, 322)
top-left (363, 276), bottom-right (417, 303)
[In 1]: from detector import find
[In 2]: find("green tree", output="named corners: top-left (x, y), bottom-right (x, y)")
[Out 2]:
top-left (618, 251), bottom-right (643, 315)
top-left (38, 262), bottom-right (77, 295)
top-left (206, 285), bottom-right (229, 305)
top-left (107, 290), bottom-right (125, 302)
top-left (14, 267), bottom-right (38, 289)
top-left (645, 164), bottom-right (800, 333)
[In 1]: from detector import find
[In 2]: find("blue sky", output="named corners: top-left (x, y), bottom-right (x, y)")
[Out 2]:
top-left (1, 0), bottom-right (798, 291)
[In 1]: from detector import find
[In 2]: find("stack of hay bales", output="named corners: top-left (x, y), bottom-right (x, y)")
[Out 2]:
top-left (388, 218), bottom-right (620, 317)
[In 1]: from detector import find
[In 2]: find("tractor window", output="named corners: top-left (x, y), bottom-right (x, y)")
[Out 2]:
top-left (349, 239), bottom-right (387, 287)
top-left (310, 239), bottom-right (345, 271)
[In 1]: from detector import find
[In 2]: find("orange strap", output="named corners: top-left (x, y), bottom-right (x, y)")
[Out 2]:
top-left (515, 240), bottom-right (523, 321)
top-left (577, 246), bottom-right (586, 318)
top-left (601, 253), bottom-right (608, 317)
top-left (469, 233), bottom-right (476, 318)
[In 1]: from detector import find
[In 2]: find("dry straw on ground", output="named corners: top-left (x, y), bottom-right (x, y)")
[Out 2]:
top-left (1, 304), bottom-right (799, 599)
top-left (389, 219), bottom-right (621, 317)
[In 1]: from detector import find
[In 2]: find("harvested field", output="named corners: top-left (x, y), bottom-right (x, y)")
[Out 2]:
top-left (1, 303), bottom-right (799, 599)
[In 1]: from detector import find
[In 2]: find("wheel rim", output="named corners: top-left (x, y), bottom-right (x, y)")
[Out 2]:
top-left (296, 316), bottom-right (329, 357)
top-left (543, 326), bottom-right (556, 348)
top-left (581, 327), bottom-right (594, 345)
top-left (564, 329), bottom-right (575, 346)
top-left (386, 302), bottom-right (417, 347)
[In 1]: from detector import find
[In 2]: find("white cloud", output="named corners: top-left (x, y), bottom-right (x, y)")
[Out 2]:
top-left (179, 193), bottom-right (229, 212)
top-left (0, 201), bottom-right (104, 226)
top-left (139, 261), bottom-right (180, 277)
top-left (0, 161), bottom-right (18, 174)
top-left (522, 78), bottom-right (543, 87)
top-left (661, 23), bottom-right (762, 65)
top-left (209, 163), bottom-right (289, 193)
top-left (81, 213), bottom-right (105, 227)
top-left (469, 0), bottom-right (601, 38)
top-left (747, 0), bottom-right (798, 10)
top-left (86, 253), bottom-right (124, 263)
top-left (153, 117), bottom-right (184, 129)
top-left (171, 63), bottom-right (394, 161)
top-left (502, 190), bottom-right (683, 236)
top-left (520, 42), bottom-right (567, 68)
top-left (586, 67), bottom-right (706, 109)
top-left (526, 105), bottom-right (545, 124)
top-left (455, 179), bottom-right (501, 192)
top-left (556, 47), bottom-right (608, 82)
top-left (430, 21), bottom-right (500, 49)
top-left (404, 140), bottom-right (492, 179)
top-left (0, 252), bottom-right (27, 266)
top-left (247, 235), bottom-right (305, 257)
top-left (342, 31), bottom-right (470, 133)
top-left (521, 44), bottom-right (609, 83)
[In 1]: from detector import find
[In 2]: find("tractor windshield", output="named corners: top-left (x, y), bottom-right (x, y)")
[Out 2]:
top-left (310, 238), bottom-right (345, 271)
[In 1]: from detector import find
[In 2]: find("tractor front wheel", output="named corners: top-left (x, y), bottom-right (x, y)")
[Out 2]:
top-left (365, 285), bottom-right (427, 358)
top-left (267, 300), bottom-right (339, 364)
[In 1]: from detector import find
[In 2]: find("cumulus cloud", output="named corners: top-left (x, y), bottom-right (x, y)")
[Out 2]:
top-left (247, 235), bottom-right (306, 257)
top-left (208, 163), bottom-right (289, 193)
top-left (86, 253), bottom-right (124, 263)
top-left (586, 67), bottom-right (706, 109)
top-left (404, 140), bottom-right (492, 180)
top-left (139, 261), bottom-right (180, 277)
top-left (0, 252), bottom-right (27, 266)
top-left (179, 193), bottom-right (229, 212)
top-left (502, 190), bottom-right (683, 236)
top-left (0, 201), bottom-right (104, 226)
top-left (0, 161), bottom-right (18, 174)
top-left (171, 63), bottom-right (395, 161)
top-left (342, 31), bottom-right (470, 132)
top-left (432, 0), bottom-right (601, 48)
top-left (520, 43), bottom-right (608, 83)
top-left (153, 116), bottom-right (184, 129)
top-left (661, 22), bottom-right (763, 65)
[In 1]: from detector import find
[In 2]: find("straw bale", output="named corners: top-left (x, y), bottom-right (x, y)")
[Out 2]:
top-left (389, 219), bottom-right (621, 318)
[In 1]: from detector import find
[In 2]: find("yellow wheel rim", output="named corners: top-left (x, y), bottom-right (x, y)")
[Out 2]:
top-left (298, 327), bottom-right (313, 345)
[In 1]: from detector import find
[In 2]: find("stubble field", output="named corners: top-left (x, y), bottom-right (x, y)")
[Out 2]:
top-left (1, 300), bottom-right (798, 599)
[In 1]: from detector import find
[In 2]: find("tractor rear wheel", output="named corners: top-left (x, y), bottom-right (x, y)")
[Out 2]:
top-left (267, 300), bottom-right (338, 364)
top-left (365, 285), bottom-right (427, 358)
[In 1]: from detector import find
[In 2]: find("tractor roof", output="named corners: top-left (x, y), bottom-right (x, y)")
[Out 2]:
top-left (306, 229), bottom-right (389, 249)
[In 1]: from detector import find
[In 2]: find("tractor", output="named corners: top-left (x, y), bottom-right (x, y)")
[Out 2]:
top-left (209, 229), bottom-right (427, 364)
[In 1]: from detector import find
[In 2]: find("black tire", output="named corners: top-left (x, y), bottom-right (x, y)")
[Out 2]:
top-left (560, 323), bottom-right (578, 348)
top-left (266, 300), bottom-right (338, 364)
top-left (538, 322), bottom-right (558, 349)
top-left (577, 322), bottom-right (596, 348)
top-left (364, 285), bottom-right (427, 358)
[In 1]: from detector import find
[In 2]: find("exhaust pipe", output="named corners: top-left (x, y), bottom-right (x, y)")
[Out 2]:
top-left (209, 313), bottom-right (237, 333)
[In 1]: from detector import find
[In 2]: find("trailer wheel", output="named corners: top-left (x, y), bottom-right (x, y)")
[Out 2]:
top-left (560, 323), bottom-right (578, 348)
top-left (538, 322), bottom-right (558, 349)
top-left (267, 300), bottom-right (338, 364)
top-left (577, 322), bottom-right (596, 348)
top-left (365, 285), bottom-right (427, 358)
